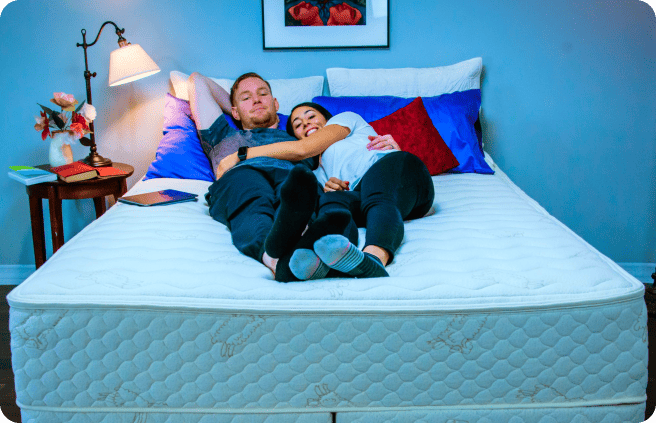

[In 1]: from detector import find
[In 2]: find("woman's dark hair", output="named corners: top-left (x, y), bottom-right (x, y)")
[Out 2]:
top-left (286, 102), bottom-right (333, 137)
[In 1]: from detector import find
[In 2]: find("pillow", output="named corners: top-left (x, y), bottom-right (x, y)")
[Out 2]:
top-left (145, 95), bottom-right (291, 181)
top-left (170, 71), bottom-right (324, 115)
top-left (326, 57), bottom-right (482, 97)
top-left (369, 97), bottom-right (459, 175)
top-left (144, 94), bottom-right (215, 182)
top-left (314, 96), bottom-right (414, 122)
top-left (422, 90), bottom-right (492, 174)
top-left (313, 91), bottom-right (493, 174)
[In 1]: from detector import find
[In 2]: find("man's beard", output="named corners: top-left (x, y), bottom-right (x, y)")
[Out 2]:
top-left (251, 111), bottom-right (278, 128)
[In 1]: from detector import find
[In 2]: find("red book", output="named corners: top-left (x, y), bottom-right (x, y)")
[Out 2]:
top-left (96, 166), bottom-right (128, 177)
top-left (49, 161), bottom-right (98, 183)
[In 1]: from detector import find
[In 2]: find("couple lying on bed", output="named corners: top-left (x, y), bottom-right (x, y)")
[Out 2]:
top-left (189, 71), bottom-right (434, 282)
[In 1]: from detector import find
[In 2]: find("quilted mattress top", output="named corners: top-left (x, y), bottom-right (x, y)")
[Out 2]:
top-left (8, 155), bottom-right (643, 312)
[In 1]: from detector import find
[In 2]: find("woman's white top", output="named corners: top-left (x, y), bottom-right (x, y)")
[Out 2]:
top-left (314, 112), bottom-right (395, 188)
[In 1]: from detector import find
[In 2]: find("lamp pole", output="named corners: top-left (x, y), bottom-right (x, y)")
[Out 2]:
top-left (76, 21), bottom-right (127, 167)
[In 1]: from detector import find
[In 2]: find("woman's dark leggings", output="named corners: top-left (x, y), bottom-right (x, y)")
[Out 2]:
top-left (318, 151), bottom-right (435, 262)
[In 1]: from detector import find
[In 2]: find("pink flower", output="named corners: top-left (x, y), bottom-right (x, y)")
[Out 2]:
top-left (58, 112), bottom-right (69, 126)
top-left (34, 111), bottom-right (50, 140)
top-left (50, 92), bottom-right (78, 111)
top-left (289, 2), bottom-right (324, 26)
top-left (328, 3), bottom-right (362, 25)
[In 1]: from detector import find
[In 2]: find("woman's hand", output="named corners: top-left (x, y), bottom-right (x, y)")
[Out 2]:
top-left (324, 177), bottom-right (350, 192)
top-left (216, 152), bottom-right (239, 180)
top-left (367, 134), bottom-right (400, 151)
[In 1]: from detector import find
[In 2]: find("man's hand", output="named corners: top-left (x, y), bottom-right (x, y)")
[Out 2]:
top-left (216, 152), bottom-right (239, 180)
top-left (367, 134), bottom-right (400, 151)
top-left (324, 177), bottom-right (350, 192)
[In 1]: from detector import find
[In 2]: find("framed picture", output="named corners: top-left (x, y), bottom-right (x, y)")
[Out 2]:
top-left (262, 0), bottom-right (389, 50)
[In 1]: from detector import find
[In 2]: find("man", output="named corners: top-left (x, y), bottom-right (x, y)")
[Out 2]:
top-left (188, 71), bottom-right (319, 275)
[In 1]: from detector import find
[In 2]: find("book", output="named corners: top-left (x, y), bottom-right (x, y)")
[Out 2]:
top-left (8, 166), bottom-right (57, 185)
top-left (49, 161), bottom-right (98, 183)
top-left (96, 166), bottom-right (128, 177)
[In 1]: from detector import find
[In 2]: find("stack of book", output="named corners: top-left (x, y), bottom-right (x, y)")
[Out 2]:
top-left (8, 166), bottom-right (57, 185)
top-left (9, 162), bottom-right (129, 185)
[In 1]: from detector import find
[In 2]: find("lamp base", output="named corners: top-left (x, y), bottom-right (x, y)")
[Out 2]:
top-left (81, 152), bottom-right (112, 167)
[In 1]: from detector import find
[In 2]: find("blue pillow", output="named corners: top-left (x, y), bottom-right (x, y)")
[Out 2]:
top-left (313, 90), bottom-right (493, 174)
top-left (144, 94), bottom-right (215, 182)
top-left (145, 94), bottom-right (290, 181)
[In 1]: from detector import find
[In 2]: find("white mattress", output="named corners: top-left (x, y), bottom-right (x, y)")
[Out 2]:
top-left (8, 155), bottom-right (647, 422)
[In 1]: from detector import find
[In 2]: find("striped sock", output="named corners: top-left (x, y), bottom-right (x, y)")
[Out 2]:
top-left (314, 235), bottom-right (389, 278)
top-left (289, 249), bottom-right (330, 280)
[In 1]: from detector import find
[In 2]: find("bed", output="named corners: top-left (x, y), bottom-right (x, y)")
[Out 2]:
top-left (8, 58), bottom-right (648, 423)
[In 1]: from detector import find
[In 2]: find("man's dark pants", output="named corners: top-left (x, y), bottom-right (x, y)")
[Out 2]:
top-left (207, 165), bottom-right (291, 262)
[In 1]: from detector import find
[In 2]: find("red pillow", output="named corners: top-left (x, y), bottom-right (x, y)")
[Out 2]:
top-left (370, 97), bottom-right (459, 175)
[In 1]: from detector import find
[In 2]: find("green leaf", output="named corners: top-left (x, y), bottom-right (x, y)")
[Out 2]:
top-left (50, 110), bottom-right (65, 129)
top-left (75, 100), bottom-right (86, 113)
top-left (79, 136), bottom-right (93, 147)
top-left (38, 103), bottom-right (54, 115)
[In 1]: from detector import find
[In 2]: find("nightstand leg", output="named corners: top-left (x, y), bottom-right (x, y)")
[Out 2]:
top-left (93, 197), bottom-right (106, 218)
top-left (47, 188), bottom-right (64, 253)
top-left (27, 194), bottom-right (46, 269)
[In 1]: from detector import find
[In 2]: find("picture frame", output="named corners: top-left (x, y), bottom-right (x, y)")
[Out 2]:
top-left (262, 0), bottom-right (389, 50)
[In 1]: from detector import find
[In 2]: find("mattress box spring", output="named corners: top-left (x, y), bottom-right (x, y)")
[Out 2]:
top-left (9, 295), bottom-right (646, 421)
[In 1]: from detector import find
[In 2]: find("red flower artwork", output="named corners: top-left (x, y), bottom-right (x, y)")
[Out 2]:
top-left (288, 1), bottom-right (324, 26)
top-left (327, 3), bottom-right (362, 25)
top-left (286, 1), bottom-right (365, 27)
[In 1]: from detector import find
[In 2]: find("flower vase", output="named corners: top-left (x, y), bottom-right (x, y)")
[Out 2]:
top-left (49, 131), bottom-right (75, 167)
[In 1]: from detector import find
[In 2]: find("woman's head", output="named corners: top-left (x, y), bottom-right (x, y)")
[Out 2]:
top-left (287, 102), bottom-right (333, 139)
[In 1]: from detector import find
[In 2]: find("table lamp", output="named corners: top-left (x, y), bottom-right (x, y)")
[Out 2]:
top-left (77, 21), bottom-right (160, 166)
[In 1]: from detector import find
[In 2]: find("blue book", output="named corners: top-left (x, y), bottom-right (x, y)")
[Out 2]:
top-left (8, 166), bottom-right (57, 185)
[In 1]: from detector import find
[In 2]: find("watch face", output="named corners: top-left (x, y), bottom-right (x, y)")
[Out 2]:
top-left (238, 147), bottom-right (248, 161)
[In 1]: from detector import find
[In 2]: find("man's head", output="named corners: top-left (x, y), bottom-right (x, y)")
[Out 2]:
top-left (230, 72), bottom-right (279, 129)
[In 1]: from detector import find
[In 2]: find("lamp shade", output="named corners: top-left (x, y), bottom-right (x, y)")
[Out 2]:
top-left (108, 43), bottom-right (160, 86)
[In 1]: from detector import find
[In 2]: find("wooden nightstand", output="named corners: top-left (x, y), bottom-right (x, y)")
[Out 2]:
top-left (26, 162), bottom-right (134, 269)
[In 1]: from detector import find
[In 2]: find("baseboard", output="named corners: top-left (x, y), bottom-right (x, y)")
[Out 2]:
top-left (0, 265), bottom-right (34, 286)
top-left (618, 262), bottom-right (656, 284)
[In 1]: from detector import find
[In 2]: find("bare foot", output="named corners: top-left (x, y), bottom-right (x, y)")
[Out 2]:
top-left (262, 251), bottom-right (279, 276)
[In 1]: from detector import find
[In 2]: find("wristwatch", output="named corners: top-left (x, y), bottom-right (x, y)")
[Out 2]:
top-left (237, 146), bottom-right (248, 162)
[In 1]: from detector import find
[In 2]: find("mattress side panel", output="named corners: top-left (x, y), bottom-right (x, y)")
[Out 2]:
top-left (335, 403), bottom-right (646, 423)
top-left (20, 411), bottom-right (333, 423)
top-left (10, 296), bottom-right (647, 414)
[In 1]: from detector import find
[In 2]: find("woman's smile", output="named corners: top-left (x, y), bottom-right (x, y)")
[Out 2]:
top-left (305, 127), bottom-right (319, 137)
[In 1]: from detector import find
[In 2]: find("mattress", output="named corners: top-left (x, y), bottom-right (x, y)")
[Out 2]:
top-left (8, 155), bottom-right (647, 422)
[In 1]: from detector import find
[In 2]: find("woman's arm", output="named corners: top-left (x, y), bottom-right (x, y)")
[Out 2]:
top-left (216, 124), bottom-right (350, 178)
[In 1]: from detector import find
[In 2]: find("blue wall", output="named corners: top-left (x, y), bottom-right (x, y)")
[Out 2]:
top-left (1, 0), bottom-right (654, 265)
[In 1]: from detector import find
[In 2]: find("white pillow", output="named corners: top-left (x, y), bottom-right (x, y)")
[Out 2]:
top-left (170, 71), bottom-right (324, 115)
top-left (326, 57), bottom-right (482, 97)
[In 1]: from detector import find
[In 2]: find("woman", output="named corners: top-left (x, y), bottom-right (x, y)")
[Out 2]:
top-left (217, 103), bottom-right (435, 281)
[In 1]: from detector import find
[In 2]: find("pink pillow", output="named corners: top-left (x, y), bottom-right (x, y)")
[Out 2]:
top-left (370, 97), bottom-right (459, 175)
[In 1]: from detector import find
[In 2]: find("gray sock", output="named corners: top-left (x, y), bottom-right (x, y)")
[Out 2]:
top-left (314, 235), bottom-right (389, 278)
top-left (289, 249), bottom-right (330, 280)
